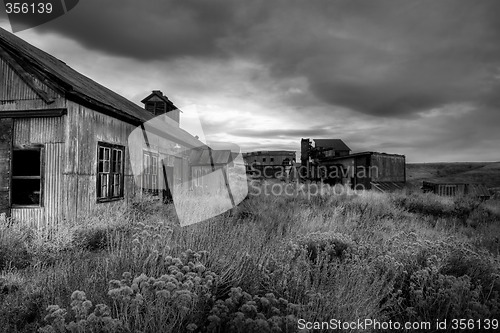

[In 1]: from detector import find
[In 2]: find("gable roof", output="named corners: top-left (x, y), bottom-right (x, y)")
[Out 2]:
top-left (0, 28), bottom-right (154, 124)
top-left (141, 90), bottom-right (174, 105)
top-left (0, 28), bottom-right (204, 148)
top-left (313, 139), bottom-right (351, 151)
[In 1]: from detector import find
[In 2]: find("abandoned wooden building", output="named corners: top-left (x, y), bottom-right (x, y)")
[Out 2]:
top-left (0, 28), bottom-right (211, 229)
top-left (301, 138), bottom-right (406, 190)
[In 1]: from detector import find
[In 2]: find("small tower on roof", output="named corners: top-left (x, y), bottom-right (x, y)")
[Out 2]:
top-left (141, 90), bottom-right (180, 126)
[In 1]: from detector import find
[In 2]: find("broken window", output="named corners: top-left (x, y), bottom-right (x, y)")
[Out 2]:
top-left (97, 142), bottom-right (124, 201)
top-left (11, 148), bottom-right (43, 206)
top-left (143, 151), bottom-right (158, 195)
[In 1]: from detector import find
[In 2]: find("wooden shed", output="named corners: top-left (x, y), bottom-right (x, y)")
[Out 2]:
top-left (422, 181), bottom-right (491, 200)
top-left (0, 28), bottom-right (203, 229)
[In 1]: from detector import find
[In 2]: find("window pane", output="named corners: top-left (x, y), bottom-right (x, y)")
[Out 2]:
top-left (100, 174), bottom-right (108, 198)
top-left (104, 148), bottom-right (110, 161)
top-left (114, 174), bottom-right (120, 196)
top-left (12, 179), bottom-right (41, 205)
top-left (116, 150), bottom-right (122, 172)
top-left (103, 161), bottom-right (110, 173)
top-left (152, 175), bottom-right (157, 191)
top-left (145, 154), bottom-right (150, 174)
top-left (111, 149), bottom-right (117, 172)
top-left (12, 150), bottom-right (41, 176)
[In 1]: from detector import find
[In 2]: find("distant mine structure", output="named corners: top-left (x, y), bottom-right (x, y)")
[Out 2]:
top-left (243, 139), bottom-right (406, 192)
top-left (300, 138), bottom-right (406, 191)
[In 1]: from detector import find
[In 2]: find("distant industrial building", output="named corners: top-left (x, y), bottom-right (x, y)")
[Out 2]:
top-left (301, 138), bottom-right (406, 191)
top-left (243, 151), bottom-right (296, 166)
top-left (243, 151), bottom-right (296, 178)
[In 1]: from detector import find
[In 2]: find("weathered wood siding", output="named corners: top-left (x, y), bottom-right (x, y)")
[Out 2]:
top-left (64, 101), bottom-right (135, 219)
top-left (354, 155), bottom-right (371, 190)
top-left (371, 154), bottom-right (406, 183)
top-left (0, 118), bottom-right (13, 218)
top-left (0, 57), bottom-right (65, 111)
top-left (10, 117), bottom-right (65, 229)
top-left (12, 116), bottom-right (65, 146)
top-left (1, 52), bottom-right (67, 227)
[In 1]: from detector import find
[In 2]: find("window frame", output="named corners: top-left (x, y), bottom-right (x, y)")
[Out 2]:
top-left (11, 145), bottom-right (44, 208)
top-left (142, 150), bottom-right (159, 196)
top-left (96, 142), bottom-right (125, 203)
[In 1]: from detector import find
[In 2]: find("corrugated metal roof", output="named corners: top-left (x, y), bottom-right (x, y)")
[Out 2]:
top-left (313, 139), bottom-right (351, 151)
top-left (0, 28), bottom-right (204, 148)
top-left (0, 28), bottom-right (152, 123)
top-left (190, 149), bottom-right (232, 165)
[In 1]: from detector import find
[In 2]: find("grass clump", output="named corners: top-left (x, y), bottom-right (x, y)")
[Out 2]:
top-left (0, 224), bottom-right (32, 270)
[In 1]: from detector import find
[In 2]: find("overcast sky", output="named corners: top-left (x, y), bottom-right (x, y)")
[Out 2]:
top-left (1, 0), bottom-right (500, 162)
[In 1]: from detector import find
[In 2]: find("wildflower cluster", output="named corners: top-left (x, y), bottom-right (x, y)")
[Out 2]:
top-left (39, 250), bottom-right (217, 332)
top-left (107, 250), bottom-right (216, 331)
top-left (205, 287), bottom-right (299, 333)
top-left (38, 291), bottom-right (123, 333)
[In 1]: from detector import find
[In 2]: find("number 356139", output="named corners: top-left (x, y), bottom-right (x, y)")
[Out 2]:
top-left (5, 2), bottom-right (53, 14)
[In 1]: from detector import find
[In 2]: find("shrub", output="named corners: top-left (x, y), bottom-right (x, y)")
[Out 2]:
top-left (440, 251), bottom-right (500, 302)
top-left (0, 290), bottom-right (44, 333)
top-left (72, 225), bottom-right (109, 252)
top-left (0, 226), bottom-right (32, 270)
top-left (392, 192), bottom-right (454, 218)
top-left (386, 246), bottom-right (500, 330)
top-left (203, 287), bottom-right (299, 333)
top-left (293, 231), bottom-right (355, 263)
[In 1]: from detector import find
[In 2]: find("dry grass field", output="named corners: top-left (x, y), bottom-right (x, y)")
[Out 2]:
top-left (1, 180), bottom-right (499, 332)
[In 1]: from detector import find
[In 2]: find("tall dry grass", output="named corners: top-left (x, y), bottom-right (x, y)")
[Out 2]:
top-left (0, 185), bottom-right (499, 332)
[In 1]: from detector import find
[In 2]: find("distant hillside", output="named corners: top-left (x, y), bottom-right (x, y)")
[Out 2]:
top-left (406, 162), bottom-right (500, 191)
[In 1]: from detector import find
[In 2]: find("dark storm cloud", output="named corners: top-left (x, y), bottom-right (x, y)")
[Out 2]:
top-left (38, 0), bottom-right (500, 117)
top-left (37, 0), bottom-right (248, 59)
